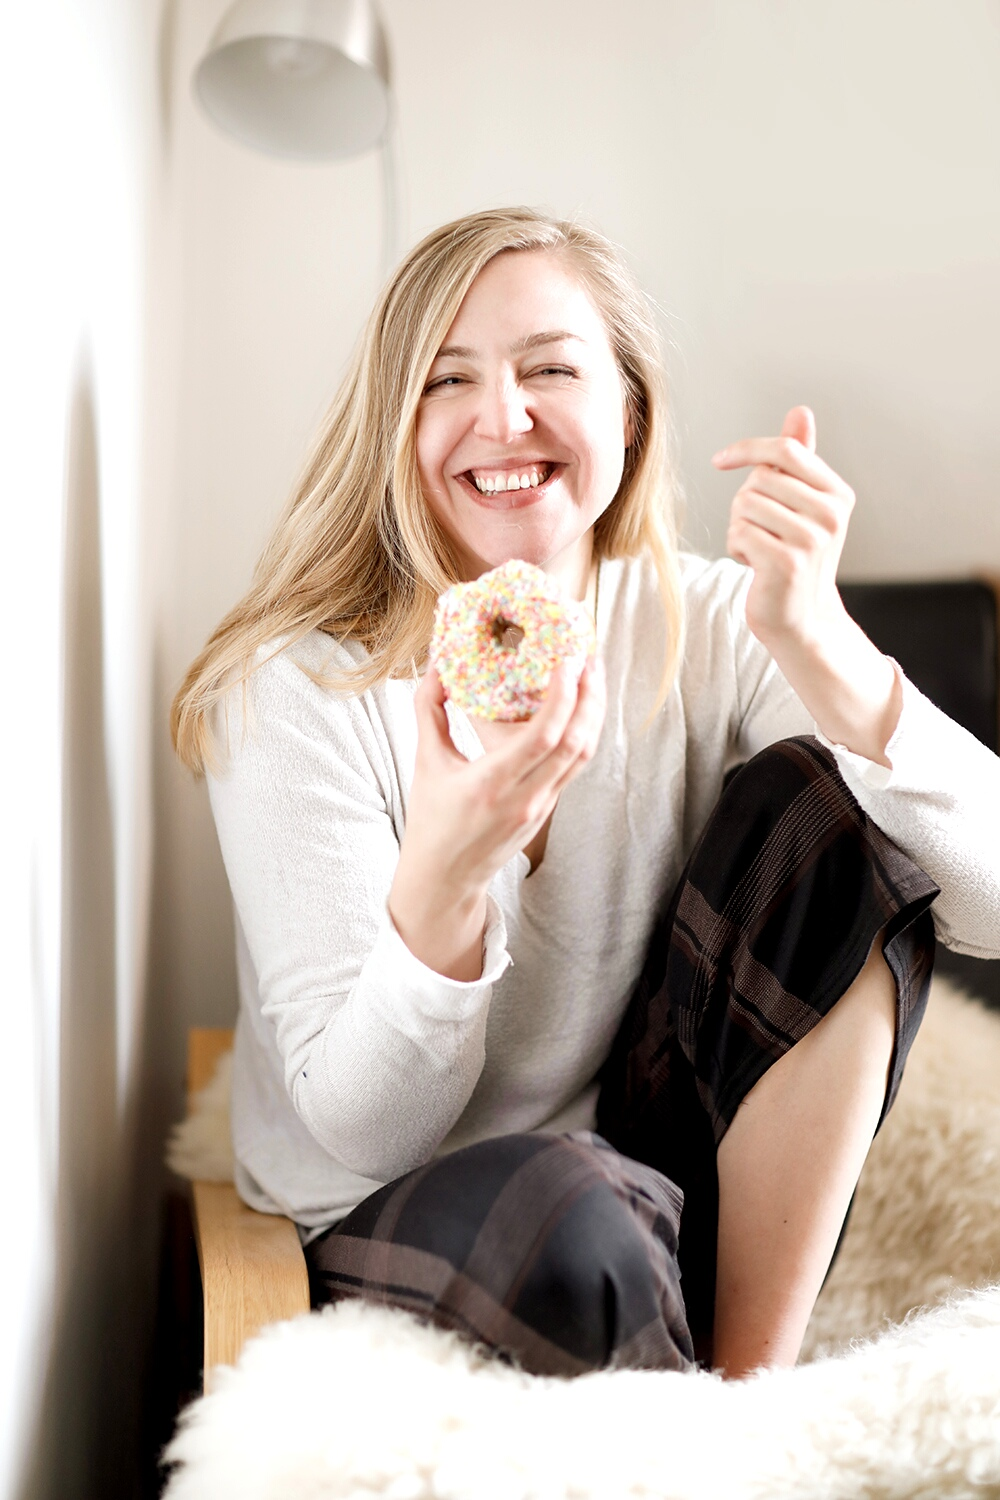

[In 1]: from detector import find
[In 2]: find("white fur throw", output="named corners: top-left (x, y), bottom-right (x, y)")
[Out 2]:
top-left (168, 1050), bottom-right (235, 1183)
top-left (163, 1289), bottom-right (1000, 1499)
top-left (165, 977), bottom-right (1000, 1498)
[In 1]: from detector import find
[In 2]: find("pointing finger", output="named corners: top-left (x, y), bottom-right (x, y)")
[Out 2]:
top-left (711, 434), bottom-right (841, 491)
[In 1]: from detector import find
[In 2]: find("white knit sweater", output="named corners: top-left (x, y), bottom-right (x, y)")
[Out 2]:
top-left (206, 553), bottom-right (1000, 1234)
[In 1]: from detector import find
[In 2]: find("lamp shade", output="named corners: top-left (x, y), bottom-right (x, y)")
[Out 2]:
top-left (194, 0), bottom-right (391, 160)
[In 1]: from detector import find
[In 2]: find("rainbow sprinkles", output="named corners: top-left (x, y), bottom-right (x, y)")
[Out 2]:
top-left (430, 559), bottom-right (596, 722)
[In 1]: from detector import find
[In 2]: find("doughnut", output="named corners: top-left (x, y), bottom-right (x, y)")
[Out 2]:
top-left (429, 559), bottom-right (595, 721)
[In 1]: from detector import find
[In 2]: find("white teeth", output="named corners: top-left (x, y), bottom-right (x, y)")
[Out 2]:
top-left (470, 464), bottom-right (553, 494)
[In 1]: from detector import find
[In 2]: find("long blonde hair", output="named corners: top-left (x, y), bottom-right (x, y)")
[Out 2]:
top-left (172, 207), bottom-right (685, 773)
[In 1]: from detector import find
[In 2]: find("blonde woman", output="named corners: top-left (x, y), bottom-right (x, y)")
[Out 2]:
top-left (173, 208), bottom-right (1000, 1379)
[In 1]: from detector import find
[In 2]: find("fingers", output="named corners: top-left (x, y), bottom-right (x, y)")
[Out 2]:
top-left (413, 664), bottom-right (465, 766)
top-left (410, 655), bottom-right (605, 890)
top-left (712, 406), bottom-right (850, 503)
top-left (731, 467), bottom-right (854, 530)
top-left (424, 652), bottom-right (605, 786)
top-left (729, 493), bottom-right (818, 551)
top-left (728, 503), bottom-right (820, 572)
top-left (727, 514), bottom-right (798, 576)
top-left (538, 657), bottom-right (605, 770)
top-left (517, 656), bottom-right (607, 797)
top-left (488, 660), bottom-right (582, 779)
top-left (712, 432), bottom-right (843, 490)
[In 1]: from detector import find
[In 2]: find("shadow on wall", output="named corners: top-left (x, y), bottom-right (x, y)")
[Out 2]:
top-left (21, 365), bottom-right (128, 1500)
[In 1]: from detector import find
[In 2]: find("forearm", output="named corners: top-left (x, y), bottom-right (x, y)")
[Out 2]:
top-left (389, 861), bottom-right (489, 982)
top-left (207, 646), bottom-right (509, 1180)
top-left (281, 899), bottom-right (508, 1180)
top-left (762, 603), bottom-right (902, 768)
top-left (294, 999), bottom-right (489, 1180)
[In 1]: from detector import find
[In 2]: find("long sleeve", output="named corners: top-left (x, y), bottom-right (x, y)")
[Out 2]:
top-left (815, 670), bottom-right (1000, 958)
top-left (723, 564), bottom-right (1000, 958)
top-left (207, 643), bottom-right (511, 1181)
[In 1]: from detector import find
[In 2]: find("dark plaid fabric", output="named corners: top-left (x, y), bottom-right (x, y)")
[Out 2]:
top-left (305, 737), bottom-right (939, 1376)
top-left (307, 1130), bottom-right (692, 1376)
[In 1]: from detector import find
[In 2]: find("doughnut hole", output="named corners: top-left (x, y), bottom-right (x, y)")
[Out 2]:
top-left (491, 616), bottom-right (525, 652)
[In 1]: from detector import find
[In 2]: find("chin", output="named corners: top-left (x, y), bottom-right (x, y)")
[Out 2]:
top-left (475, 523), bottom-right (578, 572)
top-left (475, 544), bottom-right (559, 576)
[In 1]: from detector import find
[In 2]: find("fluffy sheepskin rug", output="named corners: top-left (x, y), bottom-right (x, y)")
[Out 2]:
top-left (163, 1289), bottom-right (1000, 1499)
top-left (165, 977), bottom-right (1000, 1498)
top-left (168, 1050), bottom-right (235, 1183)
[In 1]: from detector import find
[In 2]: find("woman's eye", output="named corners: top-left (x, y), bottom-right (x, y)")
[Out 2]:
top-left (424, 374), bottom-right (465, 393)
top-left (531, 365), bottom-right (575, 379)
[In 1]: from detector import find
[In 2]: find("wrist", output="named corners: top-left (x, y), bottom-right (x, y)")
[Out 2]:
top-left (766, 608), bottom-right (901, 767)
top-left (388, 873), bottom-right (489, 983)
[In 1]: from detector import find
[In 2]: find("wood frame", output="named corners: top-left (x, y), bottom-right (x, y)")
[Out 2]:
top-left (188, 1028), bottom-right (310, 1391)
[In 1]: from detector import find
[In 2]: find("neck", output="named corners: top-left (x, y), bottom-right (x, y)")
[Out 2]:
top-left (542, 529), bottom-right (595, 603)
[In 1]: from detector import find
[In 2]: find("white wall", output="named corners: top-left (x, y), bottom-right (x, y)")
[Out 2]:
top-left (1, 2), bottom-right (161, 1496)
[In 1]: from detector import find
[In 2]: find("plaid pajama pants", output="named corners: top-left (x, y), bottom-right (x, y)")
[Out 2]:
top-left (305, 737), bottom-right (938, 1375)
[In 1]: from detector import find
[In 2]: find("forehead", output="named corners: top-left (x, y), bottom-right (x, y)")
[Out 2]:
top-left (439, 250), bottom-right (612, 355)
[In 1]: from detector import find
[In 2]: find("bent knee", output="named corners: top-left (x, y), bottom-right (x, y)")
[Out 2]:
top-left (506, 1174), bottom-right (675, 1366)
top-left (723, 735), bottom-right (837, 815)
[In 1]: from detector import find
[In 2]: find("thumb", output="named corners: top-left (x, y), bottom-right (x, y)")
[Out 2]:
top-left (781, 405), bottom-right (816, 453)
top-left (414, 664), bottom-right (461, 762)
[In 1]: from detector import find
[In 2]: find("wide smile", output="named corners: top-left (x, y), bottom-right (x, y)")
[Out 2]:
top-left (455, 462), bottom-right (564, 509)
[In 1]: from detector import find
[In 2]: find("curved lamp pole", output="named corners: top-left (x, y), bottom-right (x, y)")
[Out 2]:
top-left (193, 0), bottom-right (400, 273)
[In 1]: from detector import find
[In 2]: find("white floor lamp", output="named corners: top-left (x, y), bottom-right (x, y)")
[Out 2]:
top-left (193, 0), bottom-right (400, 274)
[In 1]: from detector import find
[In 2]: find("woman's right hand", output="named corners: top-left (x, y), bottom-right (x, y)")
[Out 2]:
top-left (388, 656), bottom-right (607, 981)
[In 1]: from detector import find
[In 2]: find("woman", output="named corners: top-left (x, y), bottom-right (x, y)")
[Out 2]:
top-left (172, 207), bottom-right (1000, 1379)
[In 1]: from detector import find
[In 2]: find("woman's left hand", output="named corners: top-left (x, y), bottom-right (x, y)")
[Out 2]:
top-left (713, 405), bottom-right (854, 653)
top-left (712, 405), bottom-right (901, 766)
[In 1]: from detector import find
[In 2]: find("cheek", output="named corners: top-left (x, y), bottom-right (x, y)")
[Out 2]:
top-left (415, 415), bottom-right (446, 493)
top-left (585, 377), bottom-right (630, 473)
top-left (418, 403), bottom-right (473, 497)
top-left (589, 405), bottom-right (628, 486)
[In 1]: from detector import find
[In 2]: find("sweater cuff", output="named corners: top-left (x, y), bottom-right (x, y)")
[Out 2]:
top-left (813, 658), bottom-right (907, 791)
top-left (378, 894), bottom-right (511, 1019)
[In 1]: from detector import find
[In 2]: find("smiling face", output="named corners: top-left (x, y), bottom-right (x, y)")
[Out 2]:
top-left (415, 250), bottom-right (631, 598)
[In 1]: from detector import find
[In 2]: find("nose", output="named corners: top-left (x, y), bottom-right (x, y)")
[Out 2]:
top-left (473, 373), bottom-right (533, 444)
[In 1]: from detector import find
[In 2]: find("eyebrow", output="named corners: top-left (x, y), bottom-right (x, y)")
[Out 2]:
top-left (433, 330), bottom-right (585, 361)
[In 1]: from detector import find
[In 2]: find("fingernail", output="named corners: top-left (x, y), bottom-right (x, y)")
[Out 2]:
top-left (712, 447), bottom-right (728, 463)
